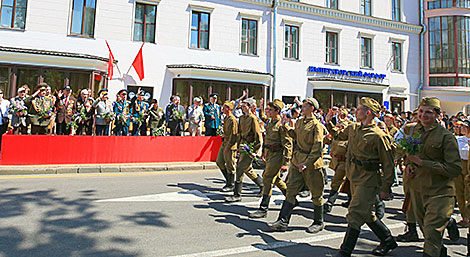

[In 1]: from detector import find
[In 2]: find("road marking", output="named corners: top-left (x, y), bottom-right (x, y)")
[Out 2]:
top-left (169, 222), bottom-right (404, 257)
top-left (96, 190), bottom-right (211, 202)
top-left (0, 170), bottom-right (218, 180)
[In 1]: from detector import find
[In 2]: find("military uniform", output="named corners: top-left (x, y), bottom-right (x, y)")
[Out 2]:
top-left (216, 101), bottom-right (238, 192)
top-left (203, 98), bottom-right (221, 136)
top-left (75, 97), bottom-right (94, 135)
top-left (333, 97), bottom-right (397, 257)
top-left (130, 98), bottom-right (149, 136)
top-left (226, 99), bottom-right (263, 202)
top-left (24, 86), bottom-right (53, 135)
top-left (55, 91), bottom-right (77, 135)
top-left (401, 98), bottom-right (461, 257)
top-left (250, 100), bottom-right (292, 219)
top-left (113, 98), bottom-right (131, 136)
top-left (268, 98), bottom-right (326, 234)
top-left (148, 106), bottom-right (165, 136)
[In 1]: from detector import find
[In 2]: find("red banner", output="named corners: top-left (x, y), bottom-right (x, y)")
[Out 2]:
top-left (0, 135), bottom-right (222, 165)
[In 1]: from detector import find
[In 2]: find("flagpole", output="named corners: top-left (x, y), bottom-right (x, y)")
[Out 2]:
top-left (125, 42), bottom-right (145, 76)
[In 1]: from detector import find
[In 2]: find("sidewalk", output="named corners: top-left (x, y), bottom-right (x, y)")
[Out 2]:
top-left (0, 162), bottom-right (219, 175)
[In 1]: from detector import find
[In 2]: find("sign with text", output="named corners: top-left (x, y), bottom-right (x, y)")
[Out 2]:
top-left (308, 66), bottom-right (387, 82)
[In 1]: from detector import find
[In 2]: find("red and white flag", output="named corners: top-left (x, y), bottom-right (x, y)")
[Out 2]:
top-left (105, 40), bottom-right (115, 80)
top-left (132, 43), bottom-right (145, 81)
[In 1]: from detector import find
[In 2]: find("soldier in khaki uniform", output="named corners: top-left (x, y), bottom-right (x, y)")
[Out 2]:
top-left (327, 97), bottom-right (397, 257)
top-left (268, 97), bottom-right (326, 234)
top-left (324, 119), bottom-right (351, 213)
top-left (249, 99), bottom-right (292, 218)
top-left (24, 83), bottom-right (53, 135)
top-left (226, 98), bottom-right (263, 202)
top-left (401, 97), bottom-right (461, 257)
top-left (216, 101), bottom-right (238, 192)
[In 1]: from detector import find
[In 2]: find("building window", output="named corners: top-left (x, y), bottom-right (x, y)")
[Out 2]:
top-left (392, 0), bottom-right (401, 21)
top-left (392, 42), bottom-right (402, 72)
top-left (327, 0), bottom-right (338, 9)
top-left (325, 32), bottom-right (338, 64)
top-left (241, 19), bottom-right (257, 55)
top-left (134, 3), bottom-right (156, 43)
top-left (284, 25), bottom-right (299, 60)
top-left (0, 0), bottom-right (27, 29)
top-left (360, 0), bottom-right (371, 16)
top-left (190, 11), bottom-right (210, 49)
top-left (361, 37), bottom-right (372, 68)
top-left (70, 0), bottom-right (97, 37)
top-left (428, 0), bottom-right (470, 9)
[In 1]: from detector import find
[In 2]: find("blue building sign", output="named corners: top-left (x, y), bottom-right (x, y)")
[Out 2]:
top-left (308, 66), bottom-right (387, 80)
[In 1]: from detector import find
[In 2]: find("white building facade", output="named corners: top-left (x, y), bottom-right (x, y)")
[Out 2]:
top-left (0, 0), bottom-right (421, 112)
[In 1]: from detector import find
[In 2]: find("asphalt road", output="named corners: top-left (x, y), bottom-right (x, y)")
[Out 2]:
top-left (0, 168), bottom-right (467, 257)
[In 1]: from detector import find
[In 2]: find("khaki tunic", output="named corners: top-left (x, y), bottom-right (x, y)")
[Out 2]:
top-left (327, 121), bottom-right (395, 230)
top-left (402, 122), bottom-right (461, 257)
top-left (235, 113), bottom-right (262, 182)
top-left (216, 114), bottom-right (238, 174)
top-left (285, 116), bottom-right (325, 206)
top-left (24, 96), bottom-right (53, 127)
top-left (262, 117), bottom-right (292, 195)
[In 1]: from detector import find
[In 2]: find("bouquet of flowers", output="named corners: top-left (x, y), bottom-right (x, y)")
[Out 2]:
top-left (116, 113), bottom-right (128, 125)
top-left (133, 111), bottom-right (147, 124)
top-left (39, 108), bottom-right (52, 120)
top-left (102, 111), bottom-right (115, 122)
top-left (240, 142), bottom-right (258, 160)
top-left (216, 126), bottom-right (223, 136)
top-left (173, 110), bottom-right (184, 121)
top-left (396, 131), bottom-right (422, 155)
top-left (154, 127), bottom-right (165, 136)
top-left (66, 119), bottom-right (79, 135)
top-left (11, 100), bottom-right (27, 117)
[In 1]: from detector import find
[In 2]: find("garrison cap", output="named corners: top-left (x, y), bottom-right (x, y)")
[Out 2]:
top-left (303, 97), bottom-right (319, 110)
top-left (243, 97), bottom-right (256, 106)
top-left (360, 97), bottom-right (381, 113)
top-left (223, 101), bottom-right (234, 110)
top-left (209, 93), bottom-right (218, 98)
top-left (419, 97), bottom-right (441, 109)
top-left (272, 99), bottom-right (284, 110)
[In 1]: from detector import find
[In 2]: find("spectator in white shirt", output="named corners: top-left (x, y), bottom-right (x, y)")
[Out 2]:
top-left (0, 89), bottom-right (11, 150)
top-left (188, 97), bottom-right (204, 136)
top-left (456, 120), bottom-right (470, 227)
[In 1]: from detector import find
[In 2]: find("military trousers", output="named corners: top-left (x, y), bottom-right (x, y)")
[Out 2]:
top-left (403, 175), bottom-right (417, 224)
top-left (235, 152), bottom-right (259, 183)
top-left (216, 143), bottom-right (236, 175)
top-left (262, 151), bottom-right (287, 196)
top-left (285, 164), bottom-right (324, 206)
top-left (330, 165), bottom-right (346, 192)
top-left (346, 183), bottom-right (378, 230)
top-left (410, 189), bottom-right (454, 257)
top-left (455, 160), bottom-right (469, 220)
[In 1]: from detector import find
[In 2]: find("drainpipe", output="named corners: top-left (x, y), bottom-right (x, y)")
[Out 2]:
top-left (272, 0), bottom-right (278, 100)
top-left (417, 0), bottom-right (426, 106)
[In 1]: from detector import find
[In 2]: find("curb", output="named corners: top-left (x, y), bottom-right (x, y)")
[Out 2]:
top-left (0, 162), bottom-right (219, 175)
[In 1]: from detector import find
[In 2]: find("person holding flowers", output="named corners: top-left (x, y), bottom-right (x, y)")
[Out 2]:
top-left (10, 86), bottom-right (29, 134)
top-left (148, 99), bottom-right (165, 136)
top-left (113, 89), bottom-right (131, 136)
top-left (93, 89), bottom-right (113, 136)
top-left (24, 83), bottom-right (53, 135)
top-left (165, 95), bottom-right (186, 136)
top-left (75, 89), bottom-right (94, 135)
top-left (54, 85), bottom-right (77, 135)
top-left (268, 97), bottom-right (325, 234)
top-left (225, 98), bottom-right (263, 203)
top-left (249, 99), bottom-right (292, 219)
top-left (325, 97), bottom-right (397, 257)
top-left (215, 101), bottom-right (238, 192)
top-left (400, 97), bottom-right (461, 257)
top-left (130, 89), bottom-right (149, 136)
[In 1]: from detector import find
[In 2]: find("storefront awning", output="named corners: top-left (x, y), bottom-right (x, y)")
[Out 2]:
top-left (308, 77), bottom-right (388, 93)
top-left (167, 64), bottom-right (272, 86)
top-left (0, 46), bottom-right (112, 72)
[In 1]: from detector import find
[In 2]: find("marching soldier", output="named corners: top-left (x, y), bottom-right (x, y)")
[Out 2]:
top-left (226, 98), bottom-right (263, 202)
top-left (24, 83), bottom-right (53, 135)
top-left (250, 99), bottom-right (292, 219)
top-left (113, 89), bottom-right (131, 136)
top-left (401, 97), bottom-right (461, 257)
top-left (268, 97), bottom-right (326, 234)
top-left (326, 97), bottom-right (397, 257)
top-left (324, 119), bottom-right (351, 213)
top-left (216, 101), bottom-right (238, 192)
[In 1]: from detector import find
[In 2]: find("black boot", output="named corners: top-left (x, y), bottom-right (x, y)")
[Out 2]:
top-left (341, 193), bottom-right (351, 208)
top-left (249, 195), bottom-right (270, 218)
top-left (397, 222), bottom-right (419, 242)
top-left (324, 190), bottom-right (339, 213)
top-left (366, 219), bottom-right (398, 256)
top-left (307, 204), bottom-right (325, 233)
top-left (447, 217), bottom-right (459, 242)
top-left (220, 168), bottom-right (228, 183)
top-left (268, 200), bottom-right (295, 232)
top-left (225, 182), bottom-right (242, 202)
top-left (222, 172), bottom-right (235, 192)
top-left (467, 233), bottom-right (470, 257)
top-left (375, 195), bottom-right (385, 220)
top-left (336, 226), bottom-right (360, 257)
top-left (254, 176), bottom-right (264, 197)
top-left (440, 245), bottom-right (447, 257)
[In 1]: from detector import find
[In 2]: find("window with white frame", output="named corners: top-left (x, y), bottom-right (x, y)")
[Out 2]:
top-left (327, 0), bottom-right (338, 9)
top-left (134, 3), bottom-right (157, 43)
top-left (361, 37), bottom-right (372, 68)
top-left (241, 18), bottom-right (257, 55)
top-left (326, 32), bottom-right (338, 64)
top-left (70, 0), bottom-right (97, 37)
top-left (190, 11), bottom-right (210, 49)
top-left (360, 0), bottom-right (371, 16)
top-left (0, 0), bottom-right (27, 29)
top-left (392, 0), bottom-right (401, 22)
top-left (392, 42), bottom-right (402, 72)
top-left (284, 24), bottom-right (299, 60)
